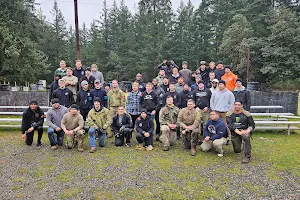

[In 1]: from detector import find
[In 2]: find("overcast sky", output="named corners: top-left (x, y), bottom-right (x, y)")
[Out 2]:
top-left (35, 0), bottom-right (200, 27)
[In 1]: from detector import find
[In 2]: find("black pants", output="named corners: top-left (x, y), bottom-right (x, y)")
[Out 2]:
top-left (136, 131), bottom-right (153, 146)
top-left (115, 129), bottom-right (132, 146)
top-left (26, 126), bottom-right (43, 146)
top-left (130, 114), bottom-right (139, 127)
top-left (155, 109), bottom-right (161, 136)
top-left (80, 108), bottom-right (90, 121)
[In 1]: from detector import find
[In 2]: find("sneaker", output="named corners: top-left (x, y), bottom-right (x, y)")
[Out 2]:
top-left (125, 143), bottom-right (130, 147)
top-left (163, 146), bottom-right (169, 151)
top-left (36, 143), bottom-right (42, 148)
top-left (89, 147), bottom-right (96, 153)
top-left (135, 144), bottom-right (144, 151)
top-left (146, 145), bottom-right (153, 151)
top-left (241, 157), bottom-right (250, 163)
top-left (78, 146), bottom-right (84, 152)
top-left (191, 147), bottom-right (196, 156)
top-left (217, 153), bottom-right (223, 157)
top-left (51, 146), bottom-right (57, 150)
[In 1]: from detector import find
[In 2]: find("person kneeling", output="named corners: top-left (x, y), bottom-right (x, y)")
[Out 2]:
top-left (86, 97), bottom-right (112, 153)
top-left (135, 109), bottom-right (154, 151)
top-left (112, 106), bottom-right (133, 147)
top-left (61, 104), bottom-right (85, 152)
top-left (200, 110), bottom-right (228, 157)
top-left (159, 96), bottom-right (180, 151)
top-left (226, 101), bottom-right (255, 163)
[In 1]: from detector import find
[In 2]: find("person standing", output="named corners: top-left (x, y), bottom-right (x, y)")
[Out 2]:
top-left (163, 82), bottom-right (181, 108)
top-left (232, 79), bottom-right (251, 111)
top-left (160, 77), bottom-right (170, 93)
top-left (49, 74), bottom-right (61, 104)
top-left (126, 82), bottom-right (141, 126)
top-left (159, 96), bottom-right (180, 151)
top-left (208, 61), bottom-right (216, 72)
top-left (135, 109), bottom-right (155, 151)
top-left (112, 106), bottom-right (133, 147)
top-left (87, 98), bottom-right (112, 152)
top-left (227, 101), bottom-right (255, 163)
top-left (80, 67), bottom-right (96, 89)
top-left (179, 61), bottom-right (192, 85)
top-left (62, 67), bottom-right (78, 100)
top-left (91, 64), bottom-right (104, 86)
top-left (221, 65), bottom-right (238, 91)
top-left (177, 99), bottom-right (201, 156)
top-left (76, 80), bottom-right (93, 121)
top-left (107, 80), bottom-right (126, 118)
top-left (91, 80), bottom-right (108, 108)
top-left (73, 60), bottom-right (85, 86)
top-left (21, 100), bottom-right (45, 147)
top-left (139, 82), bottom-right (159, 120)
top-left (168, 67), bottom-right (180, 84)
top-left (206, 71), bottom-right (216, 89)
top-left (175, 76), bottom-right (185, 93)
top-left (214, 61), bottom-right (225, 80)
top-left (46, 98), bottom-right (68, 150)
top-left (198, 61), bottom-right (209, 84)
top-left (52, 79), bottom-right (74, 108)
top-left (133, 73), bottom-right (146, 92)
top-left (54, 60), bottom-right (67, 78)
top-left (156, 69), bottom-right (166, 86)
top-left (61, 104), bottom-right (85, 152)
top-left (180, 84), bottom-right (192, 109)
top-left (210, 79), bottom-right (219, 93)
top-left (200, 111), bottom-right (228, 157)
top-left (152, 78), bottom-right (165, 140)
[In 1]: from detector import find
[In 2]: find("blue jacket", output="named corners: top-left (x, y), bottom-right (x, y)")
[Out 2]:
top-left (91, 88), bottom-right (107, 107)
top-left (204, 118), bottom-right (227, 141)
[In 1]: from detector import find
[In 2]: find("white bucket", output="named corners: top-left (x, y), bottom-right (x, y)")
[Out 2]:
top-left (38, 80), bottom-right (47, 87)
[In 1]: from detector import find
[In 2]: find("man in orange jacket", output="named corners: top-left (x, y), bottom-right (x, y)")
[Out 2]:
top-left (221, 65), bottom-right (237, 91)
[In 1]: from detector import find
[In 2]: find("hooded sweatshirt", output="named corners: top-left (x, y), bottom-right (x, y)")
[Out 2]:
top-left (204, 118), bottom-right (228, 140)
top-left (221, 72), bottom-right (238, 91)
top-left (46, 105), bottom-right (68, 129)
top-left (210, 88), bottom-right (235, 112)
top-left (232, 86), bottom-right (251, 111)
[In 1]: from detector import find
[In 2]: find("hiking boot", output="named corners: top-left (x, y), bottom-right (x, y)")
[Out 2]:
top-left (78, 146), bottom-right (84, 152)
top-left (241, 156), bottom-right (250, 163)
top-left (191, 147), bottom-right (196, 156)
top-left (36, 143), bottom-right (42, 148)
top-left (146, 145), bottom-right (153, 151)
top-left (163, 146), bottom-right (169, 151)
top-left (89, 147), bottom-right (96, 153)
top-left (135, 144), bottom-right (144, 151)
top-left (51, 146), bottom-right (57, 150)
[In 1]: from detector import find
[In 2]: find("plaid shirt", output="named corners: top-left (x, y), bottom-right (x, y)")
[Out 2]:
top-left (126, 91), bottom-right (141, 115)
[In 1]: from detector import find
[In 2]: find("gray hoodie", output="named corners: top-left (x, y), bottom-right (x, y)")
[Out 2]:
top-left (46, 105), bottom-right (68, 129)
top-left (210, 88), bottom-right (235, 112)
top-left (91, 71), bottom-right (104, 86)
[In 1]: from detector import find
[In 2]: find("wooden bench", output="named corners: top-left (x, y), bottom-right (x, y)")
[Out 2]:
top-left (255, 121), bottom-right (300, 135)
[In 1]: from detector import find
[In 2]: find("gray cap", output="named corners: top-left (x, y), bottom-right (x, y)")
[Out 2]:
top-left (95, 79), bottom-right (101, 84)
top-left (81, 80), bottom-right (88, 87)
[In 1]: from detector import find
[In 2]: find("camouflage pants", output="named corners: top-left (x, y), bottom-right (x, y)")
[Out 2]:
top-left (181, 128), bottom-right (200, 149)
top-left (109, 106), bottom-right (119, 118)
top-left (200, 137), bottom-right (227, 154)
top-left (65, 129), bottom-right (85, 149)
top-left (159, 125), bottom-right (177, 147)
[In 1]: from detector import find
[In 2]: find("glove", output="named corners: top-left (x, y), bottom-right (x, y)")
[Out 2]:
top-left (119, 126), bottom-right (125, 134)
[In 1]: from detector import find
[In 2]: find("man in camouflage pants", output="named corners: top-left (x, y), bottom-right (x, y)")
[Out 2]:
top-left (159, 95), bottom-right (180, 151)
top-left (107, 80), bottom-right (126, 137)
top-left (177, 99), bottom-right (201, 156)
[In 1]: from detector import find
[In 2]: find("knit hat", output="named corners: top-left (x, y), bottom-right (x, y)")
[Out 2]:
top-left (182, 61), bottom-right (188, 65)
top-left (29, 100), bottom-right (38, 105)
top-left (236, 78), bottom-right (242, 83)
top-left (212, 79), bottom-right (219, 83)
top-left (219, 80), bottom-right (226, 85)
top-left (70, 104), bottom-right (79, 110)
top-left (141, 109), bottom-right (147, 114)
top-left (51, 98), bottom-right (59, 104)
top-left (224, 65), bottom-right (232, 70)
top-left (93, 97), bottom-right (101, 103)
top-left (81, 80), bottom-right (88, 87)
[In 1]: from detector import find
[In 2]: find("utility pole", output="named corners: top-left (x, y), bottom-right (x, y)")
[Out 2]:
top-left (74, 0), bottom-right (80, 59)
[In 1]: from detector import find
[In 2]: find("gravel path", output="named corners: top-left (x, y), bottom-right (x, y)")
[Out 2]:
top-left (0, 134), bottom-right (299, 200)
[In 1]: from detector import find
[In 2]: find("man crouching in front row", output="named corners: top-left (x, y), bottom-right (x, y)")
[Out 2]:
top-left (61, 104), bottom-right (85, 152)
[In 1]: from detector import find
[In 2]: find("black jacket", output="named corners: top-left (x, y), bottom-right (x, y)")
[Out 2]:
top-left (214, 68), bottom-right (225, 80)
top-left (21, 107), bottom-right (44, 134)
top-left (140, 91), bottom-right (159, 112)
top-left (163, 91), bottom-right (181, 108)
top-left (153, 85), bottom-right (165, 106)
top-left (112, 113), bottom-right (133, 133)
top-left (49, 80), bottom-right (59, 102)
top-left (52, 87), bottom-right (74, 108)
top-left (135, 116), bottom-right (154, 134)
top-left (91, 88), bottom-right (107, 107)
top-left (73, 67), bottom-right (85, 82)
top-left (80, 75), bottom-right (96, 89)
top-left (199, 68), bottom-right (209, 84)
top-left (232, 87), bottom-right (251, 111)
top-left (192, 88), bottom-right (212, 109)
top-left (160, 84), bottom-right (169, 93)
top-left (226, 110), bottom-right (255, 135)
top-left (76, 89), bottom-right (93, 110)
top-left (180, 90), bottom-right (192, 108)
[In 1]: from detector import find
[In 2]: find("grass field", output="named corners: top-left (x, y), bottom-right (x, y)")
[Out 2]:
top-left (0, 130), bottom-right (299, 199)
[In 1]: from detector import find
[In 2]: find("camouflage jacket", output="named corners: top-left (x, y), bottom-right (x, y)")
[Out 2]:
top-left (159, 105), bottom-right (180, 125)
top-left (86, 106), bottom-right (112, 130)
top-left (177, 107), bottom-right (201, 129)
top-left (107, 89), bottom-right (126, 109)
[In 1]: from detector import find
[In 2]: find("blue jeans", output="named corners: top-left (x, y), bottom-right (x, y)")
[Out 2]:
top-left (88, 127), bottom-right (106, 147)
top-left (48, 127), bottom-right (64, 146)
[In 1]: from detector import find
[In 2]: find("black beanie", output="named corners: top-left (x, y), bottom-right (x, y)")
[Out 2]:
top-left (94, 97), bottom-right (101, 103)
top-left (51, 98), bottom-right (60, 104)
top-left (219, 80), bottom-right (226, 85)
top-left (70, 104), bottom-right (79, 110)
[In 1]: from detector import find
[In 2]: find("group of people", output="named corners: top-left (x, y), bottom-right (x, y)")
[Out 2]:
top-left (21, 59), bottom-right (255, 163)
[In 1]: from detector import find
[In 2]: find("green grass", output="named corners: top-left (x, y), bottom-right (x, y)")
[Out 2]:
top-left (0, 130), bottom-right (299, 199)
